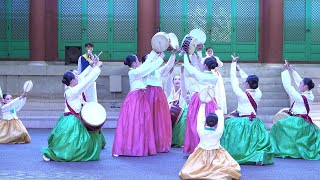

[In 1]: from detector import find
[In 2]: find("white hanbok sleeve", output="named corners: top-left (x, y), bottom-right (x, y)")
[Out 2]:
top-left (215, 56), bottom-right (223, 67)
top-left (78, 66), bottom-right (94, 80)
top-left (129, 57), bottom-right (164, 80)
top-left (196, 103), bottom-right (206, 136)
top-left (292, 70), bottom-right (303, 88)
top-left (159, 53), bottom-right (175, 76)
top-left (215, 110), bottom-right (224, 133)
top-left (230, 62), bottom-right (246, 98)
top-left (183, 54), bottom-right (204, 81)
top-left (1, 97), bottom-right (26, 112)
top-left (189, 52), bottom-right (204, 72)
top-left (143, 50), bottom-right (158, 64)
top-left (180, 73), bottom-right (187, 99)
top-left (165, 74), bottom-right (173, 97)
top-left (66, 66), bottom-right (101, 100)
top-left (238, 68), bottom-right (248, 80)
top-left (281, 70), bottom-right (304, 103)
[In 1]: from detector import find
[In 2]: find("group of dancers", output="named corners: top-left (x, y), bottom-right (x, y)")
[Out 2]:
top-left (0, 40), bottom-right (319, 179)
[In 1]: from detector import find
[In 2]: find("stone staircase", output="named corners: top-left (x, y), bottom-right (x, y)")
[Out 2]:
top-left (2, 63), bottom-right (319, 129)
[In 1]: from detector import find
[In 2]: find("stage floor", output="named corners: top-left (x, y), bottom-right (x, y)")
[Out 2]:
top-left (0, 129), bottom-right (319, 180)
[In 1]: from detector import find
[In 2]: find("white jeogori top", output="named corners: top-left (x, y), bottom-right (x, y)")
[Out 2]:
top-left (230, 62), bottom-right (262, 116)
top-left (143, 53), bottom-right (175, 88)
top-left (183, 54), bottom-right (218, 93)
top-left (197, 105), bottom-right (224, 150)
top-left (129, 53), bottom-right (164, 91)
top-left (64, 66), bottom-right (101, 113)
top-left (1, 97), bottom-right (26, 120)
top-left (165, 72), bottom-right (188, 107)
top-left (281, 70), bottom-right (314, 114)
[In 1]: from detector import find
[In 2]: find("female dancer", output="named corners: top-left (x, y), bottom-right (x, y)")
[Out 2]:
top-left (41, 61), bottom-right (104, 161)
top-left (179, 105), bottom-right (241, 179)
top-left (112, 51), bottom-right (164, 156)
top-left (0, 92), bottom-right (31, 144)
top-left (143, 52), bottom-right (176, 153)
top-left (220, 55), bottom-right (274, 165)
top-left (165, 64), bottom-right (188, 147)
top-left (205, 47), bottom-right (227, 114)
top-left (270, 61), bottom-right (319, 160)
top-left (182, 52), bottom-right (219, 154)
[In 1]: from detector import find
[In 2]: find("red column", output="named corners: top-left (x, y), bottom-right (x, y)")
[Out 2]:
top-left (137, 0), bottom-right (157, 59)
top-left (44, 0), bottom-right (58, 61)
top-left (29, 0), bottom-right (46, 61)
top-left (260, 0), bottom-right (284, 63)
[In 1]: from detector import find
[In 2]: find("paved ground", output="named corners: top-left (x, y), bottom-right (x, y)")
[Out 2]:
top-left (0, 129), bottom-right (319, 180)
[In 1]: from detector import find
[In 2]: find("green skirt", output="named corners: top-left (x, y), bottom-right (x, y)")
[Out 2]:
top-left (172, 105), bottom-right (188, 147)
top-left (41, 114), bottom-right (106, 162)
top-left (220, 117), bottom-right (274, 165)
top-left (270, 116), bottom-right (320, 160)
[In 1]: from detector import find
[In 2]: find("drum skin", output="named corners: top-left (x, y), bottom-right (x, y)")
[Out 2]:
top-left (23, 80), bottom-right (33, 93)
top-left (272, 108), bottom-right (290, 124)
top-left (167, 33), bottom-right (179, 51)
top-left (190, 29), bottom-right (206, 44)
top-left (81, 102), bottom-right (107, 129)
top-left (151, 32), bottom-right (170, 53)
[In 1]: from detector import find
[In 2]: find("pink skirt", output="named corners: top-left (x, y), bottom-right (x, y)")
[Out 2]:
top-left (183, 92), bottom-right (217, 154)
top-left (112, 90), bottom-right (157, 156)
top-left (146, 85), bottom-right (172, 153)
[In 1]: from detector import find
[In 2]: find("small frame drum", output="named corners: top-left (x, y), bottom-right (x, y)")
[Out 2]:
top-left (167, 33), bottom-right (179, 52)
top-left (151, 32), bottom-right (170, 53)
top-left (169, 100), bottom-right (183, 127)
top-left (199, 86), bottom-right (215, 103)
top-left (272, 108), bottom-right (291, 124)
top-left (23, 80), bottom-right (33, 93)
top-left (81, 102), bottom-right (107, 131)
top-left (181, 35), bottom-right (198, 54)
top-left (190, 29), bottom-right (206, 45)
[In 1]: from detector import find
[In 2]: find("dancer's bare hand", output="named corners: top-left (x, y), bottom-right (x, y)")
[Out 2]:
top-left (96, 61), bottom-right (103, 68)
top-left (231, 54), bottom-right (238, 62)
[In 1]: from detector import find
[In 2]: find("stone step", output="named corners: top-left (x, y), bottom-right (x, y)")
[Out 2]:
top-left (222, 77), bottom-right (284, 85)
top-left (22, 116), bottom-right (118, 129)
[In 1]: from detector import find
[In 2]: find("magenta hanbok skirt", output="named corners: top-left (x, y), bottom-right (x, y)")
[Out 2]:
top-left (183, 92), bottom-right (217, 154)
top-left (112, 89), bottom-right (157, 156)
top-left (146, 85), bottom-right (172, 153)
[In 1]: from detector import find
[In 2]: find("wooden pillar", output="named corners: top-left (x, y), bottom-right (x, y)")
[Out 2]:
top-left (137, 0), bottom-right (157, 59)
top-left (44, 0), bottom-right (58, 61)
top-left (260, 0), bottom-right (284, 63)
top-left (29, 0), bottom-right (46, 61)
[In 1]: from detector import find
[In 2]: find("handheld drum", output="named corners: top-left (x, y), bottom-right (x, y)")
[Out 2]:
top-left (181, 35), bottom-right (198, 55)
top-left (189, 29), bottom-right (206, 45)
top-left (167, 33), bottom-right (179, 52)
top-left (151, 32), bottom-right (170, 53)
top-left (169, 101), bottom-right (183, 127)
top-left (272, 108), bottom-right (291, 124)
top-left (23, 80), bottom-right (33, 93)
top-left (81, 102), bottom-right (107, 131)
top-left (199, 86), bottom-right (215, 103)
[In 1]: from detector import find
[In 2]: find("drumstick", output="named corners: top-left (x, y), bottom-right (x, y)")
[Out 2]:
top-left (97, 51), bottom-right (103, 57)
